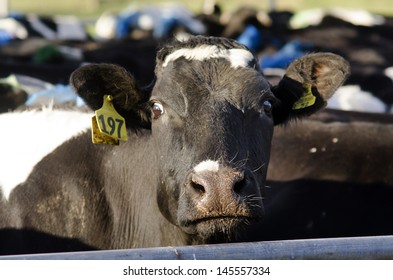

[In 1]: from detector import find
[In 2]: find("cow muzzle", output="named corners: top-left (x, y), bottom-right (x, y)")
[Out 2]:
top-left (178, 164), bottom-right (265, 240)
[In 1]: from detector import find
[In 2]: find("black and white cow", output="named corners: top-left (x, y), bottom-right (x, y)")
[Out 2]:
top-left (0, 36), bottom-right (349, 254)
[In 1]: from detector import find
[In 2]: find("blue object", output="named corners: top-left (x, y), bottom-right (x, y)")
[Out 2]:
top-left (153, 17), bottom-right (178, 39)
top-left (25, 84), bottom-right (85, 107)
top-left (0, 30), bottom-right (12, 45)
top-left (260, 40), bottom-right (313, 69)
top-left (237, 25), bottom-right (263, 53)
top-left (116, 12), bottom-right (141, 38)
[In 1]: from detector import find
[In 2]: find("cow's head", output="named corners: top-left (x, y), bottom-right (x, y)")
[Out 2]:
top-left (70, 36), bottom-right (349, 244)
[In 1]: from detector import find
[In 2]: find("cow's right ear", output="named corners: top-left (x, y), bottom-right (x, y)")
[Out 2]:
top-left (70, 63), bottom-right (152, 130)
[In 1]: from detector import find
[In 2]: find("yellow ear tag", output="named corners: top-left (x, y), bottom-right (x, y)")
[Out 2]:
top-left (292, 84), bottom-right (316, 110)
top-left (91, 95), bottom-right (128, 145)
top-left (91, 116), bottom-right (119, 145)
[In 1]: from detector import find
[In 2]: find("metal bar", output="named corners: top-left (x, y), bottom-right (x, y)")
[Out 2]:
top-left (1, 235), bottom-right (393, 260)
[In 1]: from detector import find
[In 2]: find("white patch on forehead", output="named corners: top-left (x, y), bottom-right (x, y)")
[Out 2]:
top-left (193, 160), bottom-right (220, 173)
top-left (0, 109), bottom-right (91, 200)
top-left (227, 49), bottom-right (255, 68)
top-left (162, 45), bottom-right (254, 69)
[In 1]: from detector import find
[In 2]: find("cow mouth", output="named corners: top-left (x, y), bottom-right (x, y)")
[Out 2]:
top-left (184, 215), bottom-right (256, 226)
top-left (180, 214), bottom-right (260, 234)
top-left (179, 214), bottom-right (261, 242)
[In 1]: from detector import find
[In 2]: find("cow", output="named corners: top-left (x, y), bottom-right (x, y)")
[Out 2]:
top-left (259, 108), bottom-right (393, 241)
top-left (259, 178), bottom-right (393, 241)
top-left (202, 107), bottom-right (393, 242)
top-left (0, 38), bottom-right (158, 86)
top-left (0, 35), bottom-right (349, 255)
top-left (0, 80), bottom-right (28, 113)
top-left (268, 108), bottom-right (393, 185)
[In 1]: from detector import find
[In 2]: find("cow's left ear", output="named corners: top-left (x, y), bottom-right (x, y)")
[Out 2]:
top-left (70, 63), bottom-right (151, 130)
top-left (271, 52), bottom-right (350, 125)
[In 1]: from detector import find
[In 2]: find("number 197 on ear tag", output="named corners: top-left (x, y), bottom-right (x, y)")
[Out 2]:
top-left (92, 95), bottom-right (128, 145)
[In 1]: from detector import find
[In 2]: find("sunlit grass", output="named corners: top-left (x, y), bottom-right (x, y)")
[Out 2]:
top-left (8, 0), bottom-right (393, 17)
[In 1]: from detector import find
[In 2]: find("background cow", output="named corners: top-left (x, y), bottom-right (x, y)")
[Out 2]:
top-left (269, 109), bottom-right (393, 184)
top-left (259, 108), bottom-right (393, 241)
top-left (0, 35), bottom-right (349, 255)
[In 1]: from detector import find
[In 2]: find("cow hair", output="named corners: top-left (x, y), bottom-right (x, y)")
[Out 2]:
top-left (70, 63), bottom-right (151, 131)
top-left (271, 76), bottom-right (326, 124)
top-left (272, 52), bottom-right (350, 124)
top-left (155, 35), bottom-right (258, 72)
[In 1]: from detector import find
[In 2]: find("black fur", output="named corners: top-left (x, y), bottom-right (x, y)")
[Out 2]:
top-left (272, 76), bottom-right (326, 124)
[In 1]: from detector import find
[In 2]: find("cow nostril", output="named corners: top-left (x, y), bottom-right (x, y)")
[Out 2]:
top-left (191, 180), bottom-right (206, 195)
top-left (233, 177), bottom-right (247, 195)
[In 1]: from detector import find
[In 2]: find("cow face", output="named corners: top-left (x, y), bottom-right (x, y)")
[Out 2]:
top-left (150, 38), bottom-right (277, 243)
top-left (71, 36), bottom-right (349, 244)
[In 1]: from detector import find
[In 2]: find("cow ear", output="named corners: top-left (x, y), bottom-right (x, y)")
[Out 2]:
top-left (70, 63), bottom-right (151, 130)
top-left (271, 52), bottom-right (350, 125)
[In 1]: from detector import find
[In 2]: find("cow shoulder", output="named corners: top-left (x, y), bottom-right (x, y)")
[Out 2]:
top-left (0, 109), bottom-right (91, 200)
top-left (7, 132), bottom-right (110, 243)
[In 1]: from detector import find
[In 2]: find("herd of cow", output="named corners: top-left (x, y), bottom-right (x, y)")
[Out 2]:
top-left (0, 4), bottom-right (393, 256)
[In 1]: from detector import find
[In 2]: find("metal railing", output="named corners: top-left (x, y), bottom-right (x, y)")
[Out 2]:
top-left (1, 235), bottom-right (393, 260)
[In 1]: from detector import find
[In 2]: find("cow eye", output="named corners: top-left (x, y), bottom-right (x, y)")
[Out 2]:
top-left (151, 102), bottom-right (165, 119)
top-left (262, 100), bottom-right (272, 114)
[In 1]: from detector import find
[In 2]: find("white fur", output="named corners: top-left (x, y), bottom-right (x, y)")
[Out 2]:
top-left (0, 109), bottom-right (91, 199)
top-left (290, 8), bottom-right (385, 29)
top-left (194, 160), bottom-right (220, 173)
top-left (327, 85), bottom-right (386, 113)
top-left (95, 12), bottom-right (117, 39)
top-left (384, 67), bottom-right (393, 81)
top-left (162, 45), bottom-right (254, 69)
